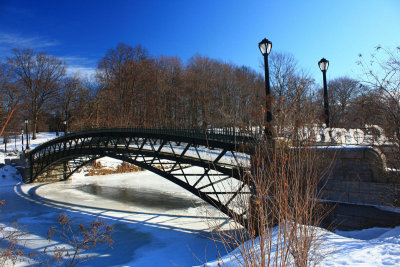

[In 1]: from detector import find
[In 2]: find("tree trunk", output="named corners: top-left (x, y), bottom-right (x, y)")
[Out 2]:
top-left (33, 112), bottom-right (38, 139)
top-left (4, 135), bottom-right (7, 153)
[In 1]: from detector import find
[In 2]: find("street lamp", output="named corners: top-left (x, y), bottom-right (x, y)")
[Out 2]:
top-left (24, 119), bottom-right (29, 150)
top-left (63, 120), bottom-right (67, 135)
top-left (258, 38), bottom-right (273, 138)
top-left (21, 130), bottom-right (24, 151)
top-left (318, 58), bottom-right (330, 128)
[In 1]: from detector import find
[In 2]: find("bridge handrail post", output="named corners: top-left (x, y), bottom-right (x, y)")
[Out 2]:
top-left (29, 152), bottom-right (33, 183)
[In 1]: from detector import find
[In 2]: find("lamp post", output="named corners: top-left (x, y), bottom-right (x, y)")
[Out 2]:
top-left (258, 38), bottom-right (273, 138)
top-left (63, 120), bottom-right (67, 135)
top-left (24, 119), bottom-right (29, 150)
top-left (318, 58), bottom-right (330, 128)
top-left (21, 130), bottom-right (24, 152)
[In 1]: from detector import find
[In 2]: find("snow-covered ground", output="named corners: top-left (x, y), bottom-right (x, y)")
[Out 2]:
top-left (0, 132), bottom-right (58, 164)
top-left (1, 164), bottom-right (230, 266)
top-left (1, 133), bottom-right (400, 266)
top-left (203, 225), bottom-right (400, 266)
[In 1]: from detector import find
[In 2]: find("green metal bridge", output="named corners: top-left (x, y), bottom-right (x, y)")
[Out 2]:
top-left (25, 128), bottom-right (259, 222)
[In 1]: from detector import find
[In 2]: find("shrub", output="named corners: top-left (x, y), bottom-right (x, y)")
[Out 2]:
top-left (207, 135), bottom-right (330, 266)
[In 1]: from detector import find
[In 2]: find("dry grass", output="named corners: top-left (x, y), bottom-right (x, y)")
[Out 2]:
top-left (86, 160), bottom-right (177, 176)
top-left (86, 161), bottom-right (144, 176)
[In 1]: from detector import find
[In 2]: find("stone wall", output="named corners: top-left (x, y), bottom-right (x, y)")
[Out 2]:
top-left (319, 146), bottom-right (399, 206)
top-left (316, 146), bottom-right (400, 229)
top-left (321, 202), bottom-right (400, 230)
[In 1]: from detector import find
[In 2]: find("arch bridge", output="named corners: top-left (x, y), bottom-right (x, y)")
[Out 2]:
top-left (25, 128), bottom-right (259, 222)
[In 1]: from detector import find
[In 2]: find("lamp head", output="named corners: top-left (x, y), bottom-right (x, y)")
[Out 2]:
top-left (259, 38), bottom-right (272, 56)
top-left (318, 58), bottom-right (329, 72)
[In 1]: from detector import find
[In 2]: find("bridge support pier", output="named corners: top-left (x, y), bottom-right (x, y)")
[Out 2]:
top-left (63, 162), bottom-right (68, 180)
top-left (31, 161), bottom-right (67, 182)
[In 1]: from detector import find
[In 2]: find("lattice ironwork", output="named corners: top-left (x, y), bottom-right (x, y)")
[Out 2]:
top-left (26, 128), bottom-right (258, 223)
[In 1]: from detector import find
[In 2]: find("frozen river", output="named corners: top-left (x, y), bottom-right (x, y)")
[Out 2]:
top-left (76, 183), bottom-right (204, 211)
top-left (1, 166), bottom-right (230, 266)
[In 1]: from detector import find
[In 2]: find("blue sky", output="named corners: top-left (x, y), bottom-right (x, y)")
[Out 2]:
top-left (0, 0), bottom-right (399, 82)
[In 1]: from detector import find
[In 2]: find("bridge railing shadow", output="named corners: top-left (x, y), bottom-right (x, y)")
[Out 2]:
top-left (2, 182), bottom-right (234, 266)
top-left (15, 183), bottom-right (232, 234)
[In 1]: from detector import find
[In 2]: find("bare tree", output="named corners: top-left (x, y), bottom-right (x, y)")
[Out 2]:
top-left (327, 77), bottom-right (360, 127)
top-left (7, 48), bottom-right (65, 139)
top-left (95, 47), bottom-right (264, 130)
top-left (56, 74), bottom-right (85, 133)
top-left (343, 87), bottom-right (377, 128)
top-left (154, 56), bottom-right (184, 128)
top-left (97, 43), bottom-right (154, 127)
top-left (268, 52), bottom-right (316, 135)
top-left (357, 46), bottom-right (400, 140)
top-left (357, 46), bottom-right (400, 174)
top-left (0, 61), bottom-right (24, 138)
top-left (0, 62), bottom-right (20, 109)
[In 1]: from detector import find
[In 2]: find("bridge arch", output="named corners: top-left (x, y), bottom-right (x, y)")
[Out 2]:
top-left (26, 128), bottom-right (256, 221)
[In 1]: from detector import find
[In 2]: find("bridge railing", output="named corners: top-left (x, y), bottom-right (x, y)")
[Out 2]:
top-left (27, 127), bottom-right (261, 162)
top-left (54, 127), bottom-right (260, 144)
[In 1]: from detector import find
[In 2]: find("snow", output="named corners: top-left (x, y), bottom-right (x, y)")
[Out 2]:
top-left (1, 166), bottom-right (229, 266)
top-left (1, 132), bottom-right (400, 266)
top-left (203, 226), bottom-right (400, 267)
top-left (322, 227), bottom-right (400, 266)
top-left (0, 164), bottom-right (22, 185)
top-left (0, 132), bottom-right (59, 164)
top-left (296, 124), bottom-right (392, 146)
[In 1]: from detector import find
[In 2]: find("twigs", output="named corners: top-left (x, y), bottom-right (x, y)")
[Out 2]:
top-left (205, 131), bottom-right (330, 266)
top-left (1, 200), bottom-right (114, 267)
top-left (46, 214), bottom-right (114, 266)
